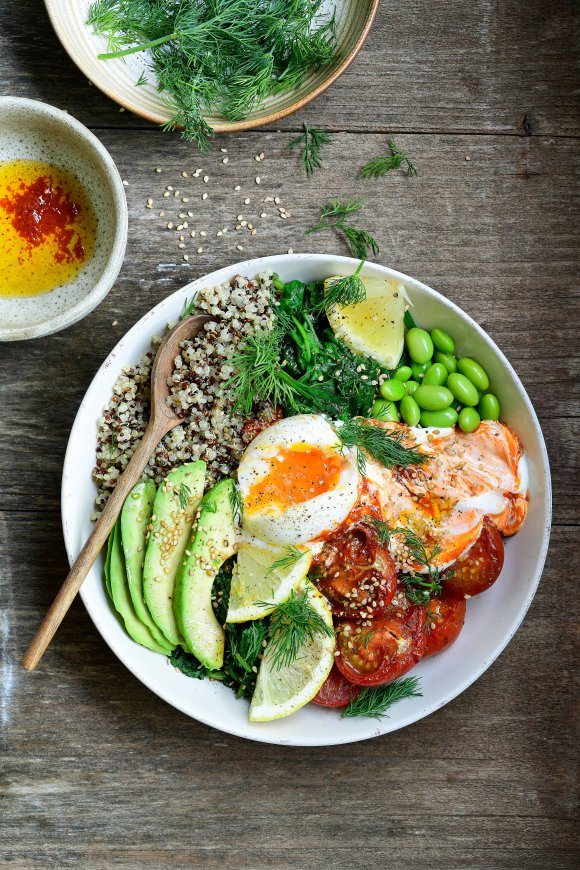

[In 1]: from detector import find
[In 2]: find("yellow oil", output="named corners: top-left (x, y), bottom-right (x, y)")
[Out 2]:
top-left (0, 160), bottom-right (97, 297)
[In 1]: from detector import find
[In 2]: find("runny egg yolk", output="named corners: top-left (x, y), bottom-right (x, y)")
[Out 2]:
top-left (245, 444), bottom-right (344, 513)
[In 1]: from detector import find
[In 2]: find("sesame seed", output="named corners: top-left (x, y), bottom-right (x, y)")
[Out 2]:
top-left (167, 222), bottom-right (173, 229)
top-left (259, 152), bottom-right (265, 160)
top-left (200, 231), bottom-right (206, 237)
top-left (155, 167), bottom-right (161, 173)
top-left (202, 193), bottom-right (208, 200)
top-left (181, 171), bottom-right (188, 178)
top-left (274, 196), bottom-right (280, 204)
top-left (163, 191), bottom-right (170, 197)
top-left (244, 198), bottom-right (250, 205)
top-left (255, 176), bottom-right (261, 184)
top-left (122, 179), bottom-right (129, 186)
top-left (236, 244), bottom-right (244, 251)
top-left (203, 175), bottom-right (209, 183)
top-left (287, 248), bottom-right (293, 254)
top-left (190, 230), bottom-right (196, 238)
top-left (254, 155), bottom-right (260, 161)
top-left (183, 254), bottom-right (189, 261)
top-left (159, 211), bottom-right (165, 217)
top-left (222, 157), bottom-right (229, 164)
top-left (197, 247), bottom-right (203, 253)
top-left (178, 243), bottom-right (185, 249)
top-left (260, 212), bottom-right (267, 218)
top-left (234, 185), bottom-right (241, 191)
top-left (237, 214), bottom-right (243, 221)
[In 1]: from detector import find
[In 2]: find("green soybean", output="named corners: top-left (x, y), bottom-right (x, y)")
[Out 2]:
top-left (479, 393), bottom-right (501, 421)
top-left (410, 361), bottom-right (429, 380)
top-left (379, 379), bottom-right (406, 402)
top-left (400, 396), bottom-right (421, 426)
top-left (414, 384), bottom-right (454, 411)
top-left (405, 380), bottom-right (420, 396)
top-left (435, 351), bottom-right (457, 374)
top-left (447, 372), bottom-right (479, 407)
top-left (419, 407), bottom-right (458, 428)
top-left (372, 399), bottom-right (400, 422)
top-left (405, 328), bottom-right (434, 364)
top-left (458, 407), bottom-right (480, 433)
top-left (423, 363), bottom-right (448, 386)
top-left (457, 357), bottom-right (490, 392)
top-left (393, 365), bottom-right (412, 382)
top-left (431, 328), bottom-right (455, 353)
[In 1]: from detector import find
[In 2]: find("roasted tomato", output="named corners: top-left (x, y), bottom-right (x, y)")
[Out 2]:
top-left (335, 603), bottom-right (426, 687)
top-left (443, 518), bottom-right (504, 598)
top-left (423, 596), bottom-right (466, 657)
top-left (312, 665), bottom-right (361, 707)
top-left (313, 521), bottom-right (397, 618)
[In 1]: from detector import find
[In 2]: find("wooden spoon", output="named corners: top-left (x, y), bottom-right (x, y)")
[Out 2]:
top-left (22, 313), bottom-right (212, 671)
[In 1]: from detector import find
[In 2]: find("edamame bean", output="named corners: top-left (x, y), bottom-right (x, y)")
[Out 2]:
top-left (479, 393), bottom-right (500, 421)
top-left (434, 351), bottom-right (457, 373)
top-left (419, 407), bottom-right (458, 428)
top-left (393, 365), bottom-right (412, 382)
top-left (379, 379), bottom-right (406, 402)
top-left (405, 380), bottom-right (420, 395)
top-left (405, 328), bottom-right (434, 364)
top-left (423, 363), bottom-right (448, 386)
top-left (457, 357), bottom-right (489, 392)
top-left (447, 372), bottom-right (479, 407)
top-left (400, 395), bottom-right (421, 426)
top-left (372, 399), bottom-right (400, 422)
top-left (458, 407), bottom-right (480, 433)
top-left (431, 328), bottom-right (455, 354)
top-left (410, 361), bottom-right (429, 380)
top-left (414, 384), bottom-right (454, 411)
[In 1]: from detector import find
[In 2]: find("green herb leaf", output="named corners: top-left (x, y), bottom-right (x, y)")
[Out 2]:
top-left (370, 520), bottom-right (443, 605)
top-left (178, 482), bottom-right (192, 510)
top-left (266, 545), bottom-right (307, 575)
top-left (180, 295), bottom-right (197, 319)
top-left (170, 646), bottom-right (224, 681)
top-left (336, 419), bottom-right (429, 474)
top-left (305, 197), bottom-right (379, 260)
top-left (259, 587), bottom-right (335, 671)
top-left (318, 261), bottom-right (366, 312)
top-left (229, 483), bottom-right (243, 524)
top-left (358, 138), bottom-right (418, 179)
top-left (289, 123), bottom-right (332, 176)
top-left (341, 676), bottom-right (422, 718)
top-left (135, 69), bottom-right (148, 87)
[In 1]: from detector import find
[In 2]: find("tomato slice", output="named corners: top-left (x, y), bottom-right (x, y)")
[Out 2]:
top-left (313, 521), bottom-right (397, 618)
top-left (443, 518), bottom-right (504, 598)
top-left (312, 665), bottom-right (361, 707)
top-left (423, 596), bottom-right (466, 657)
top-left (335, 604), bottom-right (426, 687)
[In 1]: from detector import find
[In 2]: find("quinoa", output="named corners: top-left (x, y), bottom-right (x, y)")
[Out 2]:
top-left (92, 272), bottom-right (274, 513)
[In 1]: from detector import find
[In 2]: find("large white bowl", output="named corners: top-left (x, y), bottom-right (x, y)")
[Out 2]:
top-left (61, 254), bottom-right (551, 746)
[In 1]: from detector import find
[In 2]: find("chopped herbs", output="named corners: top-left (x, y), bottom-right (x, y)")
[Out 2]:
top-left (289, 123), bottom-right (332, 176)
top-left (178, 482), bottom-right (192, 510)
top-left (305, 196), bottom-right (379, 259)
top-left (336, 419), bottom-right (429, 474)
top-left (260, 587), bottom-right (335, 671)
top-left (88, 0), bottom-right (338, 150)
top-left (179, 295), bottom-right (197, 319)
top-left (358, 139), bottom-right (418, 179)
top-left (341, 676), bottom-right (422, 718)
top-left (267, 545), bottom-right (307, 575)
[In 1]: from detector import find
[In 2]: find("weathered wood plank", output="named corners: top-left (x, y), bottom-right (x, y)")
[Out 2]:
top-left (0, 0), bottom-right (578, 136)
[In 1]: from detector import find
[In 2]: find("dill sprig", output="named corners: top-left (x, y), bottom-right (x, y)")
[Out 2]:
top-left (335, 419), bottom-right (428, 475)
top-left (135, 70), bottom-right (148, 87)
top-left (305, 196), bottom-right (379, 259)
top-left (371, 519), bottom-right (443, 605)
top-left (289, 123), bottom-right (332, 176)
top-left (178, 482), bottom-right (192, 510)
top-left (267, 545), bottom-right (307, 575)
top-left (180, 295), bottom-right (197, 319)
top-left (341, 676), bottom-right (422, 719)
top-left (229, 484), bottom-right (243, 524)
top-left (358, 138), bottom-right (418, 179)
top-left (259, 587), bottom-right (335, 671)
top-left (317, 261), bottom-right (366, 312)
top-left (88, 0), bottom-right (338, 150)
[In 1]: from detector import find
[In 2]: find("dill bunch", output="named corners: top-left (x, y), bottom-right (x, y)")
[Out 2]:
top-left (88, 0), bottom-right (338, 150)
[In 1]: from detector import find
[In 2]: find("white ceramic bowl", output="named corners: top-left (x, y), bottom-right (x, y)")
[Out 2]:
top-left (0, 97), bottom-right (128, 341)
top-left (61, 254), bottom-right (551, 746)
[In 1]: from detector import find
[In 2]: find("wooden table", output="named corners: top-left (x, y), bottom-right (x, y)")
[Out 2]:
top-left (1, 1), bottom-right (578, 866)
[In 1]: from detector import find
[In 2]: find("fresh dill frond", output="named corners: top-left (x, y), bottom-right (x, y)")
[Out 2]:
top-left (370, 520), bottom-right (443, 605)
top-left (305, 197), bottom-right (379, 260)
top-left (289, 123), bottom-right (332, 176)
top-left (259, 587), bottom-right (335, 671)
top-left (336, 419), bottom-right (429, 475)
top-left (267, 545), bottom-right (307, 575)
top-left (341, 676), bottom-right (422, 718)
top-left (180, 295), bottom-right (197, 320)
top-left (318, 261), bottom-right (366, 312)
top-left (358, 138), bottom-right (418, 179)
top-left (229, 484), bottom-right (243, 524)
top-left (178, 482), bottom-right (192, 510)
top-left (135, 70), bottom-right (148, 87)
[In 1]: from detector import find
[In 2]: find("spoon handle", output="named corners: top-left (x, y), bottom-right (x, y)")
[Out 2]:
top-left (22, 419), bottom-right (171, 671)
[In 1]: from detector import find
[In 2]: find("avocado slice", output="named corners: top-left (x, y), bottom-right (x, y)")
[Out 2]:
top-left (108, 519), bottom-right (169, 654)
top-left (143, 462), bottom-right (206, 646)
top-left (174, 478), bottom-right (237, 669)
top-left (121, 479), bottom-right (174, 652)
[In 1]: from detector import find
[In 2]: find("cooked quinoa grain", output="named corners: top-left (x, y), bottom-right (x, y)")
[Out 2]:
top-left (93, 272), bottom-right (275, 512)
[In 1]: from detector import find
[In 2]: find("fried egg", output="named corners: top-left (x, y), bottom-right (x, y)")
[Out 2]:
top-left (237, 414), bottom-right (360, 545)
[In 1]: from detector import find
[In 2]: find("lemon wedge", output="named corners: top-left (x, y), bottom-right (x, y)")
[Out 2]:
top-left (249, 585), bottom-right (335, 722)
top-left (226, 541), bottom-right (312, 623)
top-left (325, 275), bottom-right (408, 369)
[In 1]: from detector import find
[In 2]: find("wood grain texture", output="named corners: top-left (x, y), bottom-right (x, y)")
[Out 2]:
top-left (1, 0), bottom-right (579, 866)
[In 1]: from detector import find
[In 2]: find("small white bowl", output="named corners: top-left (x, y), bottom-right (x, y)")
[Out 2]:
top-left (61, 254), bottom-right (551, 746)
top-left (0, 97), bottom-right (127, 341)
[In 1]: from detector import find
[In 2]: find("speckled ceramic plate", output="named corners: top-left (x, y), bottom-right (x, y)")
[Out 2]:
top-left (44, 0), bottom-right (380, 131)
top-left (61, 254), bottom-right (552, 746)
top-left (0, 97), bottom-right (127, 341)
